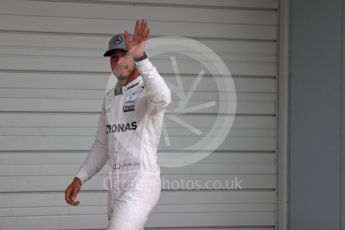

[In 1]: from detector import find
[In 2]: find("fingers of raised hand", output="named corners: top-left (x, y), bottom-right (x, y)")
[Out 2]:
top-left (141, 20), bottom-right (150, 40)
top-left (134, 19), bottom-right (149, 41)
top-left (124, 30), bottom-right (131, 49)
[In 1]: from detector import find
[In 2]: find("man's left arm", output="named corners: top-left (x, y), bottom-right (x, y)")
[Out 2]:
top-left (124, 19), bottom-right (171, 113)
top-left (135, 56), bottom-right (171, 114)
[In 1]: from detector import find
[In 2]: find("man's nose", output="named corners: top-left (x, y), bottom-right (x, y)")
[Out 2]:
top-left (112, 59), bottom-right (120, 67)
top-left (114, 56), bottom-right (126, 65)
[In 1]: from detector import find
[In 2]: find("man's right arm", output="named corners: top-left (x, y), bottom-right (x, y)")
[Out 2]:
top-left (65, 98), bottom-right (109, 206)
top-left (75, 98), bottom-right (109, 185)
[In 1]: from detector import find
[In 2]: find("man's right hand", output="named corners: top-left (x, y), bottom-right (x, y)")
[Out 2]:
top-left (65, 177), bottom-right (82, 206)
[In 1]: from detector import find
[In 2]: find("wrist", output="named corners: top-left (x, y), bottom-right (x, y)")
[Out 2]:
top-left (73, 177), bottom-right (82, 185)
top-left (134, 52), bottom-right (148, 62)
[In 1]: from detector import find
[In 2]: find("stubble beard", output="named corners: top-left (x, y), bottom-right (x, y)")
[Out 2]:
top-left (112, 65), bottom-right (135, 81)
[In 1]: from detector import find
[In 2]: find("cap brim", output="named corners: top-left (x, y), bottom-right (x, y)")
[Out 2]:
top-left (103, 50), bottom-right (113, 57)
top-left (104, 48), bottom-right (128, 57)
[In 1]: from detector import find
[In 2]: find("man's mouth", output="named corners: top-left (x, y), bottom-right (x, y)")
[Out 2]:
top-left (112, 67), bottom-right (128, 80)
top-left (116, 64), bottom-right (128, 69)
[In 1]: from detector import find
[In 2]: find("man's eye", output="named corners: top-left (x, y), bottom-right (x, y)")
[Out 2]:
top-left (110, 52), bottom-right (129, 59)
top-left (123, 53), bottom-right (132, 59)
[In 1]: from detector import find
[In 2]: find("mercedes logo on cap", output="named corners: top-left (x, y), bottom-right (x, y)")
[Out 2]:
top-left (113, 35), bottom-right (123, 45)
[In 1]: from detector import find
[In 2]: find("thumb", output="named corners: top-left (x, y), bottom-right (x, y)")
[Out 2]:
top-left (71, 188), bottom-right (78, 200)
top-left (71, 187), bottom-right (80, 204)
top-left (124, 30), bottom-right (131, 50)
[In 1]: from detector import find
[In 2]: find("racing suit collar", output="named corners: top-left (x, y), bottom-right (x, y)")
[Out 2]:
top-left (123, 75), bottom-right (143, 92)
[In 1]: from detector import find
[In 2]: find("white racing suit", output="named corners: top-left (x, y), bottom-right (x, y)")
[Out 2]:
top-left (75, 58), bottom-right (171, 230)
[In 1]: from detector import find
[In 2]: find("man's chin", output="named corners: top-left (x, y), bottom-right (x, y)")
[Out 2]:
top-left (116, 76), bottom-right (128, 81)
top-left (113, 72), bottom-right (129, 81)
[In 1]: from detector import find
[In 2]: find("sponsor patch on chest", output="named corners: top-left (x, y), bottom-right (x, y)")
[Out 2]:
top-left (106, 121), bottom-right (137, 134)
top-left (123, 104), bottom-right (135, 112)
top-left (126, 91), bottom-right (138, 102)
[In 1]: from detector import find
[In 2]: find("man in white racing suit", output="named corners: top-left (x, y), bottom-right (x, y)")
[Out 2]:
top-left (64, 19), bottom-right (171, 230)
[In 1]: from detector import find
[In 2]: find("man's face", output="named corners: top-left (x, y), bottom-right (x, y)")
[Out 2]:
top-left (110, 49), bottom-right (135, 80)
